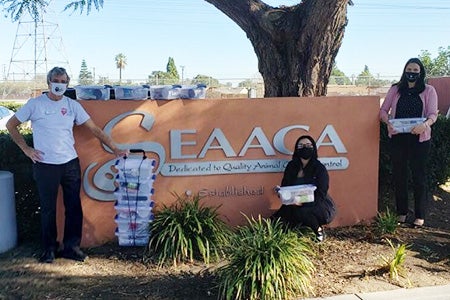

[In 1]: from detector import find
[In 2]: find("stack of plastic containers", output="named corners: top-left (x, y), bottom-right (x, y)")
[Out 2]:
top-left (113, 150), bottom-right (156, 246)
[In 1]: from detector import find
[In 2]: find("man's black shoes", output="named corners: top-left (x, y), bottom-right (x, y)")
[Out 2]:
top-left (60, 247), bottom-right (87, 262)
top-left (38, 247), bottom-right (87, 263)
top-left (39, 250), bottom-right (55, 263)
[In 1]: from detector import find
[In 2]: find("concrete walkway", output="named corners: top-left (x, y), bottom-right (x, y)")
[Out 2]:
top-left (303, 284), bottom-right (450, 300)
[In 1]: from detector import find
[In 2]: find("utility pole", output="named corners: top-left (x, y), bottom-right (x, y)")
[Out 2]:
top-left (180, 65), bottom-right (185, 85)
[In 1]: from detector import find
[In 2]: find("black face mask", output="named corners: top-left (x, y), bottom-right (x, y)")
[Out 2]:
top-left (405, 72), bottom-right (420, 82)
top-left (295, 148), bottom-right (314, 160)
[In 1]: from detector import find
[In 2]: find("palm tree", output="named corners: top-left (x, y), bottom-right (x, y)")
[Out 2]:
top-left (115, 53), bottom-right (127, 84)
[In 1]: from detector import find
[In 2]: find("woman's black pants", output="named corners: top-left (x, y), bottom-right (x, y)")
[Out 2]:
top-left (390, 134), bottom-right (430, 219)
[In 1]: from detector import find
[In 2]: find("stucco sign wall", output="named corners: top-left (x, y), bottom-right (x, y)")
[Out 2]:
top-left (56, 97), bottom-right (380, 247)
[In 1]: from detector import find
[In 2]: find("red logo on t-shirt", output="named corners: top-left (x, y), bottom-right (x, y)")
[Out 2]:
top-left (61, 108), bottom-right (67, 116)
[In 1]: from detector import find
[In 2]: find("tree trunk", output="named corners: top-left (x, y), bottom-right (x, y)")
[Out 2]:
top-left (205, 0), bottom-right (349, 97)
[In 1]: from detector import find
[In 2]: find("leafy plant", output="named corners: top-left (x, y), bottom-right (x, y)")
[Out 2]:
top-left (145, 192), bottom-right (230, 267)
top-left (380, 238), bottom-right (409, 281)
top-left (375, 208), bottom-right (398, 235)
top-left (217, 216), bottom-right (315, 300)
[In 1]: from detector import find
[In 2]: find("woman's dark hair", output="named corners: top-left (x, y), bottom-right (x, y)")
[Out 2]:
top-left (293, 135), bottom-right (318, 160)
top-left (394, 57), bottom-right (426, 95)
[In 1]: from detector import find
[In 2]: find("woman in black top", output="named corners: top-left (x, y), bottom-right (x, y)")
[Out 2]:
top-left (380, 57), bottom-right (438, 227)
top-left (271, 135), bottom-right (336, 241)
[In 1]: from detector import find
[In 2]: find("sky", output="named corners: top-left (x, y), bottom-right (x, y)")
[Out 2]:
top-left (0, 0), bottom-right (450, 84)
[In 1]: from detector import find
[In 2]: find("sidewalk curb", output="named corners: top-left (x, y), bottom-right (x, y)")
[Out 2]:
top-left (303, 284), bottom-right (450, 300)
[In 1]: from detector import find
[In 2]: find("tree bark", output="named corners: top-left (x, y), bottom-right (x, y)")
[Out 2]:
top-left (205, 0), bottom-right (349, 97)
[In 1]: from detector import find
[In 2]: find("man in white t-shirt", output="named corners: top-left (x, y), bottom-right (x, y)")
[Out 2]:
top-left (6, 67), bottom-right (128, 263)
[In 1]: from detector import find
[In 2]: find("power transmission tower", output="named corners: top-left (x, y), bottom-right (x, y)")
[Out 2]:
top-left (6, 7), bottom-right (71, 81)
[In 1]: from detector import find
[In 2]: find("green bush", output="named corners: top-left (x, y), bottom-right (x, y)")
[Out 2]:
top-left (0, 101), bottom-right (23, 112)
top-left (217, 216), bottom-right (315, 300)
top-left (0, 131), bottom-right (40, 242)
top-left (428, 116), bottom-right (450, 187)
top-left (145, 193), bottom-right (231, 267)
top-left (379, 115), bottom-right (450, 194)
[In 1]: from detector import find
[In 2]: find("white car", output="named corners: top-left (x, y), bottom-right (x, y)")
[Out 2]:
top-left (0, 106), bottom-right (15, 130)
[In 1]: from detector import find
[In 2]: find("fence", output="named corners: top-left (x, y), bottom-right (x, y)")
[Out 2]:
top-left (0, 76), bottom-right (399, 101)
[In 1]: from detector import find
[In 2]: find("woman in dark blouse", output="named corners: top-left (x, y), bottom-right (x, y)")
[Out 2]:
top-left (271, 135), bottom-right (336, 241)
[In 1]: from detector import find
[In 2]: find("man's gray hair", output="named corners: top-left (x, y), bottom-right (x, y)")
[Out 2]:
top-left (47, 67), bottom-right (70, 84)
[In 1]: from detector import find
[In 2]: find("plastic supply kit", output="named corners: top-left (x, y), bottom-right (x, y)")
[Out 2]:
top-left (114, 86), bottom-right (149, 100)
top-left (74, 85), bottom-right (110, 100)
top-left (149, 84), bottom-right (207, 100)
top-left (113, 149), bottom-right (156, 246)
top-left (389, 118), bottom-right (426, 133)
top-left (277, 184), bottom-right (317, 205)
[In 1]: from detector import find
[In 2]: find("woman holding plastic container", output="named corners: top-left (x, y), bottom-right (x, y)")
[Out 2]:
top-left (271, 135), bottom-right (336, 242)
top-left (380, 57), bottom-right (438, 228)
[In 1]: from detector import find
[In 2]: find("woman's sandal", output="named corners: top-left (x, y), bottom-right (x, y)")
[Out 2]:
top-left (413, 218), bottom-right (424, 228)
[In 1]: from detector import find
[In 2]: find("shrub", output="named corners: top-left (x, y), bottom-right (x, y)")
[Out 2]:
top-left (379, 115), bottom-right (450, 194)
top-left (375, 208), bottom-right (398, 235)
top-left (0, 131), bottom-right (40, 242)
top-left (380, 238), bottom-right (409, 282)
top-left (428, 116), bottom-right (450, 187)
top-left (0, 101), bottom-right (23, 112)
top-left (216, 216), bottom-right (315, 300)
top-left (145, 193), bottom-right (230, 267)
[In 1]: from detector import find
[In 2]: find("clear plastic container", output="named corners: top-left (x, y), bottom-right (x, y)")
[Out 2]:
top-left (114, 189), bottom-right (154, 205)
top-left (389, 118), bottom-right (426, 133)
top-left (278, 184), bottom-right (317, 205)
top-left (75, 85), bottom-right (110, 100)
top-left (178, 84), bottom-right (207, 99)
top-left (115, 181), bottom-right (154, 195)
top-left (115, 173), bottom-right (156, 188)
top-left (149, 85), bottom-right (180, 100)
top-left (114, 191), bottom-right (153, 204)
top-left (115, 228), bottom-right (150, 246)
top-left (114, 158), bottom-right (156, 182)
top-left (115, 202), bottom-right (154, 219)
top-left (114, 86), bottom-right (149, 100)
top-left (115, 215), bottom-right (153, 235)
top-left (114, 186), bottom-right (154, 199)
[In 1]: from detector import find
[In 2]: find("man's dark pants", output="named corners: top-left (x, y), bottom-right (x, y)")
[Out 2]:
top-left (33, 158), bottom-right (83, 251)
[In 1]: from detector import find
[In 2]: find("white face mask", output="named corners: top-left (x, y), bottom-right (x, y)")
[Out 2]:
top-left (50, 82), bottom-right (67, 96)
